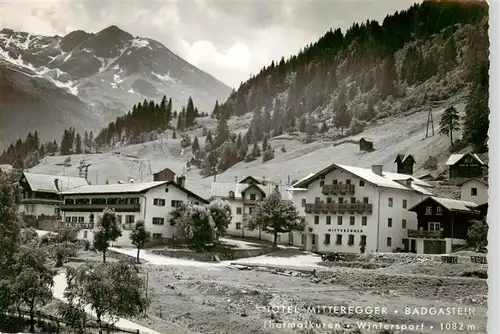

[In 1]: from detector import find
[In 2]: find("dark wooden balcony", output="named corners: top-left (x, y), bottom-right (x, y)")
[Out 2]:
top-left (21, 197), bottom-right (63, 205)
top-left (407, 229), bottom-right (444, 239)
top-left (61, 203), bottom-right (141, 212)
top-left (322, 184), bottom-right (355, 195)
top-left (304, 202), bottom-right (373, 214)
top-left (243, 199), bottom-right (260, 205)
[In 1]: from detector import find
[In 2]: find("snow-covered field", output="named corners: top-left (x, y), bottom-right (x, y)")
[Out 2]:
top-left (27, 99), bottom-right (465, 199)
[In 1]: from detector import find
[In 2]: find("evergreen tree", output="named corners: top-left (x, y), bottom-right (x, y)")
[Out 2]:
top-left (333, 88), bottom-right (352, 136)
top-left (185, 97), bottom-right (196, 127)
top-left (439, 106), bottom-right (460, 146)
top-left (75, 133), bottom-right (82, 154)
top-left (251, 143), bottom-right (261, 157)
top-left (192, 136), bottom-right (200, 153)
top-left (262, 134), bottom-right (268, 152)
top-left (214, 115), bottom-right (230, 148)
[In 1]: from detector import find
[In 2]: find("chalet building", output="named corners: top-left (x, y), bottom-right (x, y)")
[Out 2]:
top-left (153, 167), bottom-right (176, 182)
top-left (288, 163), bottom-right (434, 254)
top-left (18, 172), bottom-right (88, 230)
top-left (60, 178), bottom-right (207, 247)
top-left (359, 138), bottom-right (374, 152)
top-left (407, 197), bottom-right (481, 254)
top-left (445, 153), bottom-right (488, 180)
top-left (394, 154), bottom-right (416, 175)
top-left (209, 176), bottom-right (288, 243)
top-left (458, 178), bottom-right (488, 205)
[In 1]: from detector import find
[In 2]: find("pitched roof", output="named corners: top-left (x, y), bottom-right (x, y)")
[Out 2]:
top-left (457, 178), bottom-right (488, 187)
top-left (292, 163), bottom-right (433, 195)
top-left (445, 153), bottom-right (486, 166)
top-left (238, 176), bottom-right (276, 185)
top-left (210, 182), bottom-right (287, 199)
top-left (409, 196), bottom-right (479, 213)
top-left (394, 154), bottom-right (415, 163)
top-left (23, 172), bottom-right (88, 193)
top-left (61, 180), bottom-right (208, 203)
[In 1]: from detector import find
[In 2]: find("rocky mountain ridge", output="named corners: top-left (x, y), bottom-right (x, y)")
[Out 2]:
top-left (0, 25), bottom-right (232, 150)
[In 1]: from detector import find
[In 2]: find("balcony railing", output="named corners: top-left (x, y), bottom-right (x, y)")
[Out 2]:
top-left (21, 198), bottom-right (63, 205)
top-left (65, 222), bottom-right (95, 230)
top-left (61, 203), bottom-right (141, 212)
top-left (322, 184), bottom-right (355, 195)
top-left (407, 229), bottom-right (444, 239)
top-left (24, 214), bottom-right (61, 221)
top-left (304, 203), bottom-right (373, 214)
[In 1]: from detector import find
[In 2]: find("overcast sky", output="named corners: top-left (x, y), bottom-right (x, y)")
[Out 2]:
top-left (2, 0), bottom-right (420, 88)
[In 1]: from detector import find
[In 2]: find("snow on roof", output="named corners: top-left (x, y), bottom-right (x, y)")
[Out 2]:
top-left (445, 153), bottom-right (485, 166)
top-left (292, 173), bottom-right (316, 187)
top-left (457, 178), bottom-right (488, 187)
top-left (61, 181), bottom-right (168, 195)
top-left (24, 172), bottom-right (89, 193)
top-left (383, 171), bottom-right (432, 187)
top-left (431, 197), bottom-right (478, 212)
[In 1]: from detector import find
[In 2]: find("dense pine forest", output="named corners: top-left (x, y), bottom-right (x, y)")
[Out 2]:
top-left (0, 0), bottom-right (490, 176)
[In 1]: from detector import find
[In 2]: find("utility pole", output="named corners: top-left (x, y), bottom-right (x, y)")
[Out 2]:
top-left (425, 106), bottom-right (435, 138)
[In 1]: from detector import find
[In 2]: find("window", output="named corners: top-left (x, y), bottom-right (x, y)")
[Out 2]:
top-left (236, 223), bottom-right (241, 230)
top-left (153, 198), bottom-right (166, 206)
top-left (165, 187), bottom-right (169, 193)
top-left (346, 179), bottom-right (351, 185)
top-left (324, 234), bottom-right (331, 245)
top-left (335, 234), bottom-right (342, 245)
top-left (359, 180), bottom-right (365, 187)
top-left (348, 235), bottom-right (355, 246)
top-left (350, 197), bottom-right (356, 204)
top-left (337, 216), bottom-right (343, 225)
top-left (338, 197), bottom-right (344, 204)
top-left (171, 200), bottom-right (183, 207)
top-left (236, 207), bottom-right (242, 214)
top-left (314, 216), bottom-right (319, 225)
top-left (402, 238), bottom-right (409, 250)
top-left (65, 217), bottom-right (71, 223)
top-left (320, 180), bottom-right (325, 187)
top-left (116, 215), bottom-right (122, 224)
top-left (249, 207), bottom-right (254, 214)
top-left (471, 188), bottom-right (478, 196)
top-left (425, 206), bottom-right (432, 215)
top-left (428, 222), bottom-right (441, 231)
top-left (361, 216), bottom-right (367, 226)
top-left (360, 235), bottom-right (367, 246)
top-left (314, 197), bottom-right (320, 203)
top-left (333, 180), bottom-right (338, 184)
top-left (83, 231), bottom-right (88, 238)
top-left (71, 217), bottom-right (77, 223)
top-left (388, 218), bottom-right (392, 227)
top-left (229, 191), bottom-right (235, 198)
top-left (152, 233), bottom-right (162, 240)
top-left (78, 216), bottom-right (84, 223)
top-left (89, 214), bottom-right (94, 223)
top-left (326, 216), bottom-right (331, 225)
top-left (301, 198), bottom-right (306, 207)
top-left (326, 197), bottom-right (332, 203)
top-left (350, 216), bottom-right (355, 225)
top-left (436, 206), bottom-right (443, 215)
top-left (388, 198), bottom-right (393, 207)
top-left (125, 215), bottom-right (134, 224)
top-left (387, 237), bottom-right (392, 247)
top-left (363, 197), bottom-right (369, 204)
top-left (402, 199), bottom-right (407, 209)
top-left (402, 219), bottom-right (407, 229)
top-left (250, 194), bottom-right (256, 201)
top-left (152, 217), bottom-right (165, 225)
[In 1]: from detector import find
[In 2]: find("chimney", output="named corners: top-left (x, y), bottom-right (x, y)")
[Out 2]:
top-left (406, 178), bottom-right (413, 188)
top-left (176, 176), bottom-right (186, 188)
top-left (371, 165), bottom-right (383, 176)
top-left (54, 178), bottom-right (60, 192)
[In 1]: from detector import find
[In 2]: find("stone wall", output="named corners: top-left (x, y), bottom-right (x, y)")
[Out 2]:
top-left (151, 247), bottom-right (274, 262)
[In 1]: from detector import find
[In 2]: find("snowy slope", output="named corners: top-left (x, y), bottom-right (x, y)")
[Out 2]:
top-left (27, 98), bottom-right (464, 199)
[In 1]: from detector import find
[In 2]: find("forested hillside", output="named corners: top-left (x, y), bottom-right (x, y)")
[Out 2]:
top-left (202, 0), bottom-right (489, 175)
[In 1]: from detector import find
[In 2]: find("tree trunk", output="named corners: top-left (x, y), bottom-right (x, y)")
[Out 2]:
top-left (136, 248), bottom-right (140, 264)
top-left (97, 314), bottom-right (103, 334)
top-left (102, 250), bottom-right (106, 263)
top-left (273, 233), bottom-right (278, 248)
top-left (29, 309), bottom-right (35, 333)
top-left (450, 130), bottom-right (453, 146)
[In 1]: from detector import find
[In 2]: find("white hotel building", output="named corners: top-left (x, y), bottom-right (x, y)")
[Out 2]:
top-left (287, 163), bottom-right (434, 254)
top-left (60, 176), bottom-right (207, 247)
top-left (209, 176), bottom-right (291, 244)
